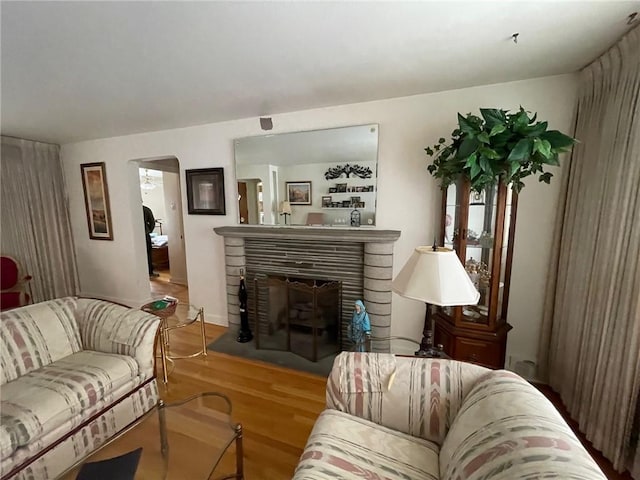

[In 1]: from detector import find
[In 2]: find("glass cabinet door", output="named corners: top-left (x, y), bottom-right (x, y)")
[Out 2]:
top-left (439, 180), bottom-right (517, 331)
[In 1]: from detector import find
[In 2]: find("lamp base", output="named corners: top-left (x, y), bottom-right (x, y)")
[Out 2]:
top-left (415, 346), bottom-right (449, 359)
top-left (416, 302), bottom-right (450, 359)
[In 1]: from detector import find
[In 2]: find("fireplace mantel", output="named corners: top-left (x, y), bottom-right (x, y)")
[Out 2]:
top-left (214, 224), bottom-right (402, 352)
top-left (214, 225), bottom-right (401, 243)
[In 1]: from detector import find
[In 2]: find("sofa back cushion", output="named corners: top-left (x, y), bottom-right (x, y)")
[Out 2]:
top-left (0, 297), bottom-right (82, 385)
top-left (327, 354), bottom-right (490, 446)
top-left (439, 370), bottom-right (607, 480)
top-left (75, 298), bottom-right (160, 376)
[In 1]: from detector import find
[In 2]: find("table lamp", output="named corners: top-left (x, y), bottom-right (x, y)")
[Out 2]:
top-left (392, 245), bottom-right (480, 357)
top-left (279, 201), bottom-right (292, 225)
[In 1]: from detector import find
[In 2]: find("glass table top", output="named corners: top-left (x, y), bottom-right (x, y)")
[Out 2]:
top-left (163, 302), bottom-right (203, 330)
top-left (61, 392), bottom-right (241, 480)
top-left (352, 336), bottom-right (449, 358)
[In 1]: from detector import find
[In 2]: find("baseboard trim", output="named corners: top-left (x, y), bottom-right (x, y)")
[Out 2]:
top-left (205, 313), bottom-right (228, 326)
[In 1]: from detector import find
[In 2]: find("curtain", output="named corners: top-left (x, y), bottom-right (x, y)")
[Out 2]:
top-left (538, 25), bottom-right (640, 476)
top-left (1, 136), bottom-right (78, 302)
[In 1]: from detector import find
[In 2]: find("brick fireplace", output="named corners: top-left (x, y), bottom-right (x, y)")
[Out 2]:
top-left (214, 226), bottom-right (401, 352)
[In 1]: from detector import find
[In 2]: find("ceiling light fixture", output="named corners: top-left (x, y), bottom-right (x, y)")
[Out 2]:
top-left (511, 33), bottom-right (519, 44)
top-left (627, 12), bottom-right (638, 25)
top-left (140, 169), bottom-right (156, 190)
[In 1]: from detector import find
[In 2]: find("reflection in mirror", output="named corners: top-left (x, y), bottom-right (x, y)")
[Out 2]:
top-left (234, 124), bottom-right (379, 226)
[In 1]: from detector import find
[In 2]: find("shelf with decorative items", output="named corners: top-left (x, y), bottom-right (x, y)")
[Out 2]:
top-left (322, 192), bottom-right (375, 209)
top-left (425, 107), bottom-right (577, 369)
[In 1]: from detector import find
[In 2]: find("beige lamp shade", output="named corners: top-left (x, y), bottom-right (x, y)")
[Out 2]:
top-left (280, 201), bottom-right (292, 214)
top-left (392, 246), bottom-right (480, 306)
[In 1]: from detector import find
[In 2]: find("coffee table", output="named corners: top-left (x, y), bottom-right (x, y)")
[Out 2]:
top-left (60, 392), bottom-right (243, 480)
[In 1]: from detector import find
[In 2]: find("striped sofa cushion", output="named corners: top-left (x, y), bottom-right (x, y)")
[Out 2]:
top-left (75, 298), bottom-right (160, 376)
top-left (294, 409), bottom-right (440, 480)
top-left (0, 297), bottom-right (81, 385)
top-left (0, 424), bottom-right (16, 464)
top-left (439, 370), bottom-right (607, 480)
top-left (2, 380), bottom-right (158, 480)
top-left (0, 350), bottom-right (140, 452)
top-left (327, 353), bottom-right (490, 445)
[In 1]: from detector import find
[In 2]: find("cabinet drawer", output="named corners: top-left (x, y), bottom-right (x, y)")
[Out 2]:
top-left (455, 337), bottom-right (501, 368)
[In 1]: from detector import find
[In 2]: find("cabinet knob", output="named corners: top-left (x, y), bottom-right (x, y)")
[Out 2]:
top-left (469, 353), bottom-right (478, 362)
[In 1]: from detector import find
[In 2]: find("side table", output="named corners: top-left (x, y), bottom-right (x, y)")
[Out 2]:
top-left (142, 301), bottom-right (208, 384)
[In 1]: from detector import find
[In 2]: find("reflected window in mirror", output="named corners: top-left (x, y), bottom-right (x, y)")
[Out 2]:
top-left (234, 124), bottom-right (379, 226)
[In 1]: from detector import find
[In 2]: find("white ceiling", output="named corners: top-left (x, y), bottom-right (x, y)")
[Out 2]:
top-left (1, 1), bottom-right (638, 144)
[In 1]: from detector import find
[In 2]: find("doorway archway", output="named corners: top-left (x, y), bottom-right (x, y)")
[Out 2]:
top-left (134, 156), bottom-right (188, 288)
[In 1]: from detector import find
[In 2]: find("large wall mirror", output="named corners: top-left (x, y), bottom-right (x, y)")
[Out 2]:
top-left (234, 124), bottom-right (379, 226)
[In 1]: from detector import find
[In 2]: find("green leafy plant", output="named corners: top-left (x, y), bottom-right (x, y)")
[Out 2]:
top-left (426, 107), bottom-right (576, 192)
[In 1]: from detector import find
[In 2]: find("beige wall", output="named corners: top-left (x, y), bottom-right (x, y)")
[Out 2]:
top-left (61, 73), bottom-right (578, 369)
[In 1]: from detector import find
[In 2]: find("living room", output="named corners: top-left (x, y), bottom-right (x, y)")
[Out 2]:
top-left (1, 2), bottom-right (639, 479)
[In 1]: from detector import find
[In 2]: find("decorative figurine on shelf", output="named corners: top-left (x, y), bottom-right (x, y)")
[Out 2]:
top-left (348, 300), bottom-right (371, 351)
top-left (350, 207), bottom-right (361, 227)
top-left (479, 231), bottom-right (493, 248)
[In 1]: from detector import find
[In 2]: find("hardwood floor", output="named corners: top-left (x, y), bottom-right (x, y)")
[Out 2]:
top-left (149, 275), bottom-right (326, 479)
top-left (149, 275), bottom-right (628, 480)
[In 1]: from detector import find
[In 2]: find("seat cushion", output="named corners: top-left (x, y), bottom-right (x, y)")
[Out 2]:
top-left (0, 350), bottom-right (140, 450)
top-left (439, 370), bottom-right (607, 480)
top-left (294, 409), bottom-right (440, 479)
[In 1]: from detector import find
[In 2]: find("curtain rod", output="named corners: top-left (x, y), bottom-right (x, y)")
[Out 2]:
top-left (1, 134), bottom-right (60, 147)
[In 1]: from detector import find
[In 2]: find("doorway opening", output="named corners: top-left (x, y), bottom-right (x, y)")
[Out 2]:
top-left (237, 179), bottom-right (263, 224)
top-left (137, 157), bottom-right (188, 290)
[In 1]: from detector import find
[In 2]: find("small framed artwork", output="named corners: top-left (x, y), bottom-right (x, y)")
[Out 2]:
top-left (80, 162), bottom-right (113, 240)
top-left (336, 183), bottom-right (347, 193)
top-left (322, 196), bottom-right (332, 207)
top-left (287, 181), bottom-right (312, 205)
top-left (186, 168), bottom-right (226, 215)
top-left (350, 196), bottom-right (361, 204)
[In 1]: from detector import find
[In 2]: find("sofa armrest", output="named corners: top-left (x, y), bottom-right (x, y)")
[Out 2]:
top-left (326, 352), bottom-right (489, 446)
top-left (75, 298), bottom-right (160, 378)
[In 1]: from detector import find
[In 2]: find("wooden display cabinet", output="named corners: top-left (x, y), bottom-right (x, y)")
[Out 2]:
top-left (433, 179), bottom-right (516, 369)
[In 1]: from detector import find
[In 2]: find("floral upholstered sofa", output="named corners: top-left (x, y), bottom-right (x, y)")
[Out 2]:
top-left (294, 352), bottom-right (607, 480)
top-left (0, 297), bottom-right (160, 479)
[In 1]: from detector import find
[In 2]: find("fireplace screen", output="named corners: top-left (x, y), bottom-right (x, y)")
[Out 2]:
top-left (253, 275), bottom-right (341, 362)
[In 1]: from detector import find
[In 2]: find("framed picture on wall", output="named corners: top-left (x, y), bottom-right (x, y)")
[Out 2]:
top-left (80, 162), bottom-right (114, 240)
top-left (286, 181), bottom-right (312, 205)
top-left (186, 168), bottom-right (226, 215)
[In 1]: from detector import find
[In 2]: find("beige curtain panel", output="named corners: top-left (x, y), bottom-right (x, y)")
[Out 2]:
top-left (0, 136), bottom-right (78, 302)
top-left (538, 25), bottom-right (640, 477)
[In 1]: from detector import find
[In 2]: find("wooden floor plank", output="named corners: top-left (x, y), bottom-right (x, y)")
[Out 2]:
top-left (149, 276), bottom-right (326, 479)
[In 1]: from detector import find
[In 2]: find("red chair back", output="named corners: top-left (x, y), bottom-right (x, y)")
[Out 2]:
top-left (1, 256), bottom-right (19, 290)
top-left (0, 256), bottom-right (32, 310)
